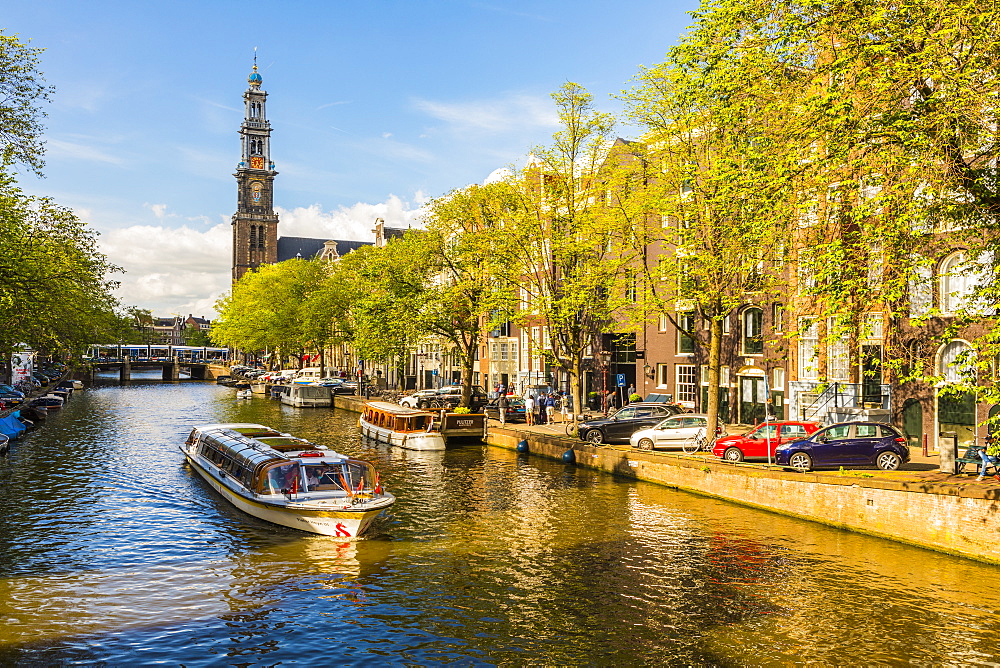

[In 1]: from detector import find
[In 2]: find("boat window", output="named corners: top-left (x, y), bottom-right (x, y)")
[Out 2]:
top-left (303, 464), bottom-right (346, 492)
top-left (261, 462), bottom-right (299, 494)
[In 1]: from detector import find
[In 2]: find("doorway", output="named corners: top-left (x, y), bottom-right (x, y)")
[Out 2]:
top-left (902, 399), bottom-right (923, 449)
top-left (739, 376), bottom-right (766, 425)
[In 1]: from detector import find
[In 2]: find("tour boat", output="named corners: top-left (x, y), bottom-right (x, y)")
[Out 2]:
top-left (359, 401), bottom-right (445, 451)
top-left (181, 423), bottom-right (394, 538)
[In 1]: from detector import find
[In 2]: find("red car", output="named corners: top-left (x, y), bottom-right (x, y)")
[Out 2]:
top-left (712, 420), bottom-right (821, 462)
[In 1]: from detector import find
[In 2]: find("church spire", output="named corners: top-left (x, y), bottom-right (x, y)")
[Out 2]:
top-left (232, 55), bottom-right (279, 282)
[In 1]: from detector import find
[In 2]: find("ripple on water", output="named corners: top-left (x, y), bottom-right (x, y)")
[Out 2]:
top-left (1, 381), bottom-right (1000, 666)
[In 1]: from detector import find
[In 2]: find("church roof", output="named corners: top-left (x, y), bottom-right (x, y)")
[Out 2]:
top-left (276, 236), bottom-right (372, 262)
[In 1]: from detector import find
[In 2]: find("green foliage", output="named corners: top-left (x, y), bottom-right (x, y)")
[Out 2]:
top-left (0, 184), bottom-right (122, 359)
top-left (213, 258), bottom-right (338, 364)
top-left (0, 32), bottom-right (52, 175)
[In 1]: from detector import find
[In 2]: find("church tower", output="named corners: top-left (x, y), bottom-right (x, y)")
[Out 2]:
top-left (232, 62), bottom-right (279, 281)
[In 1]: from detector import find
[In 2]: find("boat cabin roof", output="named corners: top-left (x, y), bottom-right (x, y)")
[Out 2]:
top-left (193, 423), bottom-right (285, 438)
top-left (364, 401), bottom-right (435, 418)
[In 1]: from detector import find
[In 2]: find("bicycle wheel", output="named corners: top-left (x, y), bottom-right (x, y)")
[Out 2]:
top-left (681, 436), bottom-right (701, 454)
top-left (564, 421), bottom-right (577, 437)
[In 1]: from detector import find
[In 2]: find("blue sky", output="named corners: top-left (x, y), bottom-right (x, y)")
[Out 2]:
top-left (5, 0), bottom-right (699, 316)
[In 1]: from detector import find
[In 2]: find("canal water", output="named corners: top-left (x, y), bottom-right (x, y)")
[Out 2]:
top-left (1, 377), bottom-right (999, 666)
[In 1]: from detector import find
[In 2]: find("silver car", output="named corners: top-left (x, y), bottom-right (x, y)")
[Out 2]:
top-left (629, 413), bottom-right (714, 452)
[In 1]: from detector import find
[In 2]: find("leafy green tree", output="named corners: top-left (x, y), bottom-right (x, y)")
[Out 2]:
top-left (213, 259), bottom-right (328, 367)
top-left (624, 19), bottom-right (804, 438)
top-left (501, 83), bottom-right (639, 424)
top-left (669, 0), bottom-right (1000, 412)
top-left (0, 187), bottom-right (122, 366)
top-left (0, 32), bottom-right (52, 175)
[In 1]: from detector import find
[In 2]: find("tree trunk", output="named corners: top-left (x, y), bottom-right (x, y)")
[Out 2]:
top-left (705, 316), bottom-right (724, 446)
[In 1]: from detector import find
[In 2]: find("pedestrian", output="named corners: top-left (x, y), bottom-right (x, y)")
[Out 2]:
top-left (544, 393), bottom-right (556, 424)
top-left (524, 394), bottom-right (535, 426)
top-left (560, 392), bottom-right (570, 422)
top-left (977, 437), bottom-right (1000, 481)
top-left (497, 392), bottom-right (509, 426)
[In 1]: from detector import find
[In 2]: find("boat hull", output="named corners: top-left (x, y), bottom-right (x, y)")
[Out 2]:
top-left (359, 416), bottom-right (446, 450)
top-left (181, 447), bottom-right (391, 538)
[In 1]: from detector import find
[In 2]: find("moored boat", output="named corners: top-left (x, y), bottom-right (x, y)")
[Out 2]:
top-left (279, 384), bottom-right (332, 407)
top-left (360, 401), bottom-right (445, 451)
top-left (181, 423), bottom-right (394, 538)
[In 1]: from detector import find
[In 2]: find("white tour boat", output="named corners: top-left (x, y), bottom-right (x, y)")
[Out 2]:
top-left (181, 423), bottom-right (394, 538)
top-left (360, 401), bottom-right (446, 451)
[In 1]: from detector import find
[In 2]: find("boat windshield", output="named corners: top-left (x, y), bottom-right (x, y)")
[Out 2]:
top-left (258, 460), bottom-right (379, 496)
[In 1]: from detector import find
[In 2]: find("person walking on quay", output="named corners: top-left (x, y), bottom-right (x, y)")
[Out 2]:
top-left (497, 392), bottom-right (509, 426)
top-left (524, 393), bottom-right (535, 426)
top-left (544, 393), bottom-right (556, 425)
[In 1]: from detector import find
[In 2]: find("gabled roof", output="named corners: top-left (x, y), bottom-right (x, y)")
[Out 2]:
top-left (276, 236), bottom-right (372, 262)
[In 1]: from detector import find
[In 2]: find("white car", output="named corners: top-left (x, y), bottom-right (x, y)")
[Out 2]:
top-left (399, 389), bottom-right (439, 408)
top-left (629, 413), bottom-right (716, 451)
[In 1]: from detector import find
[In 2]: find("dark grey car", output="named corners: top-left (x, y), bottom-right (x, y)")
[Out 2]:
top-left (577, 403), bottom-right (683, 444)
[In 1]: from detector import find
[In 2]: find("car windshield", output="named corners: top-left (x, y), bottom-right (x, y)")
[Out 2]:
top-left (751, 425), bottom-right (778, 439)
top-left (615, 408), bottom-right (636, 419)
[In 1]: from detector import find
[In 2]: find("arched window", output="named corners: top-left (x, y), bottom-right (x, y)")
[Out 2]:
top-left (938, 340), bottom-right (974, 384)
top-left (742, 307), bottom-right (763, 355)
top-left (939, 251), bottom-right (977, 314)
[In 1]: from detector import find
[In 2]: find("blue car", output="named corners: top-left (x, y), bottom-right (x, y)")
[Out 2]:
top-left (775, 421), bottom-right (910, 472)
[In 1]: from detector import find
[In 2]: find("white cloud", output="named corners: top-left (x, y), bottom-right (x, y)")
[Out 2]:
top-left (277, 197), bottom-right (426, 239)
top-left (146, 203), bottom-right (169, 219)
top-left (98, 196), bottom-right (427, 318)
top-left (413, 93), bottom-right (559, 135)
top-left (46, 138), bottom-right (126, 165)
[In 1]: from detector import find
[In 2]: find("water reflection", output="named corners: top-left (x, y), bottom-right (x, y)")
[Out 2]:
top-left (0, 380), bottom-right (998, 665)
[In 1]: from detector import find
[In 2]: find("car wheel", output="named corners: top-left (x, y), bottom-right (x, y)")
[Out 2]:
top-left (723, 447), bottom-right (744, 462)
top-left (637, 438), bottom-right (654, 450)
top-left (788, 452), bottom-right (812, 472)
top-left (876, 451), bottom-right (902, 470)
top-left (417, 400), bottom-right (428, 409)
top-left (586, 430), bottom-right (605, 444)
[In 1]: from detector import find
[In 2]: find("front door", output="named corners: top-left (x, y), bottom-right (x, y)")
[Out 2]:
top-left (902, 399), bottom-right (923, 449)
top-left (739, 376), bottom-right (766, 425)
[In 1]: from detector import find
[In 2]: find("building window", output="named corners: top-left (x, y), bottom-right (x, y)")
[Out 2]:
top-left (676, 364), bottom-right (697, 403)
top-left (490, 343), bottom-right (498, 361)
top-left (939, 340), bottom-right (975, 384)
top-left (798, 318), bottom-right (819, 380)
top-left (742, 308), bottom-right (763, 355)
top-left (939, 251), bottom-right (984, 315)
top-left (827, 317), bottom-right (850, 381)
top-left (658, 313), bottom-right (669, 332)
top-left (500, 342), bottom-right (509, 361)
top-left (678, 312), bottom-right (696, 354)
top-left (772, 367), bottom-right (785, 392)
top-left (657, 363), bottom-right (669, 388)
top-left (772, 304), bottom-right (784, 333)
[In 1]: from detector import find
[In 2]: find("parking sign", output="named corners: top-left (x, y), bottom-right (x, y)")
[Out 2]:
top-left (616, 374), bottom-right (626, 387)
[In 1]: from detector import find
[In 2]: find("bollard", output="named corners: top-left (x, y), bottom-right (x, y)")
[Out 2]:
top-left (922, 433), bottom-right (928, 458)
top-left (516, 439), bottom-right (529, 454)
top-left (562, 449), bottom-right (576, 464)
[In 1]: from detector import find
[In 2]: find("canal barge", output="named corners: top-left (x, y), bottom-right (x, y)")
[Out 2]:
top-left (360, 401), bottom-right (446, 451)
top-left (181, 423), bottom-right (394, 538)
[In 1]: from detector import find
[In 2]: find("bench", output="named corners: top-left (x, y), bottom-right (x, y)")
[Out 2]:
top-left (955, 445), bottom-right (1000, 477)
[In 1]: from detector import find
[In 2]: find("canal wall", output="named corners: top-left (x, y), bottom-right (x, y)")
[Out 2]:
top-left (486, 426), bottom-right (1000, 565)
top-left (332, 396), bottom-right (1000, 564)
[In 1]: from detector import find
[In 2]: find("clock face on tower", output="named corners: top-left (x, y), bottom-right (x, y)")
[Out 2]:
top-left (251, 182), bottom-right (263, 203)
top-left (250, 156), bottom-right (265, 169)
